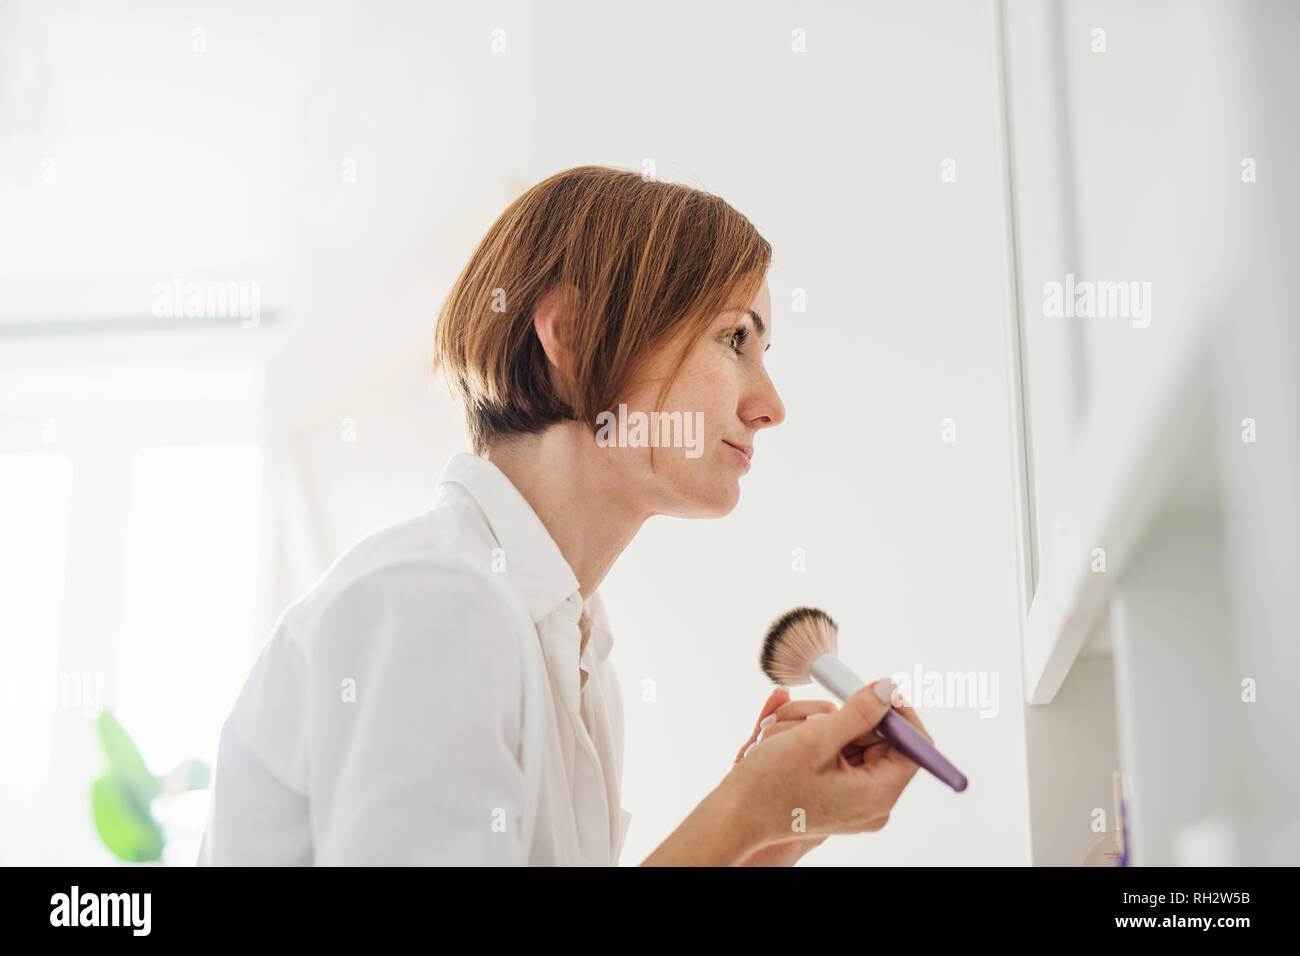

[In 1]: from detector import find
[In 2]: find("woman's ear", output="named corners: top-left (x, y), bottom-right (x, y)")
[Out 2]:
top-left (532, 283), bottom-right (580, 400)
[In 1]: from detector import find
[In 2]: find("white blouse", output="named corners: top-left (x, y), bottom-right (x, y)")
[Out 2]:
top-left (197, 451), bottom-right (631, 865)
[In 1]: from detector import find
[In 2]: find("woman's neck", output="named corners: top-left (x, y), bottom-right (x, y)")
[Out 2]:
top-left (483, 423), bottom-right (649, 602)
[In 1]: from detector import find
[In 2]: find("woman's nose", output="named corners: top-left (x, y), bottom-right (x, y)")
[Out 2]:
top-left (747, 373), bottom-right (786, 429)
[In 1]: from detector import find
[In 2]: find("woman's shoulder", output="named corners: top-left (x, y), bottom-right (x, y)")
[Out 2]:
top-left (283, 505), bottom-right (527, 654)
top-left (216, 508), bottom-right (534, 804)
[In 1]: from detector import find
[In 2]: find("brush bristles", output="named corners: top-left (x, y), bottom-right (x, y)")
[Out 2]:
top-left (760, 606), bottom-right (839, 685)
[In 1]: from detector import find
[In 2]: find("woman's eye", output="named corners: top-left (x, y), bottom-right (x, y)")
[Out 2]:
top-left (728, 326), bottom-right (750, 355)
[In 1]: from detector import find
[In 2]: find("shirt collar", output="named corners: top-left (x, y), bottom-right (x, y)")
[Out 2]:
top-left (435, 452), bottom-right (614, 664)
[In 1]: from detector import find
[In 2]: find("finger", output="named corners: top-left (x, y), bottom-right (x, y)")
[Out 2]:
top-left (844, 733), bottom-right (893, 767)
top-left (756, 719), bottom-right (805, 743)
top-left (736, 729), bottom-right (761, 763)
top-left (845, 726), bottom-right (887, 748)
top-left (857, 706), bottom-right (933, 780)
top-left (752, 687), bottom-right (791, 734)
top-left (849, 735), bottom-right (895, 770)
top-left (874, 723), bottom-right (927, 779)
top-left (817, 679), bottom-right (894, 760)
top-left (736, 688), bottom-right (793, 762)
top-left (844, 698), bottom-right (933, 749)
top-left (858, 739), bottom-right (892, 762)
top-left (768, 699), bottom-right (836, 722)
top-left (742, 721), bottom-right (809, 758)
top-left (882, 746), bottom-right (925, 783)
top-left (756, 704), bottom-right (837, 745)
top-left (888, 697), bottom-right (934, 745)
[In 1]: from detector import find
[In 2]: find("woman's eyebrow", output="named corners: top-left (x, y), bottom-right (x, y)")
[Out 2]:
top-left (745, 308), bottom-right (766, 336)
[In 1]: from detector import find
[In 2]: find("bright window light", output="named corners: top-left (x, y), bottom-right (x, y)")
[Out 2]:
top-left (115, 442), bottom-right (263, 862)
top-left (0, 451), bottom-right (74, 863)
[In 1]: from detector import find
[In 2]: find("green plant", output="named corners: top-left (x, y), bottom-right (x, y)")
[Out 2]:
top-left (90, 711), bottom-right (209, 863)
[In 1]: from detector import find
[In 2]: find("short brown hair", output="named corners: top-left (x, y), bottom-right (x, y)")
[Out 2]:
top-left (432, 165), bottom-right (771, 457)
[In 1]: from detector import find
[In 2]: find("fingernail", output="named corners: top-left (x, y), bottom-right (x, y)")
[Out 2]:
top-left (760, 714), bottom-right (777, 729)
top-left (806, 713), bottom-right (828, 720)
top-left (873, 680), bottom-right (898, 704)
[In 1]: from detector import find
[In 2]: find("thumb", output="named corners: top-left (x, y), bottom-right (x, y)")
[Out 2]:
top-left (821, 679), bottom-right (896, 759)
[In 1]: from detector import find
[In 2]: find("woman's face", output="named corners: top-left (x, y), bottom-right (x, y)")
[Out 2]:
top-left (610, 278), bottom-right (785, 519)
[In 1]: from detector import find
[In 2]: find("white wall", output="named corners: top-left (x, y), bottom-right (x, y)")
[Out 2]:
top-left (527, 0), bottom-right (1029, 865)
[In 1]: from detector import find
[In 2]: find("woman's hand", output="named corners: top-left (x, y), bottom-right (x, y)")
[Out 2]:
top-left (733, 686), bottom-right (832, 866)
top-left (724, 678), bottom-right (933, 857)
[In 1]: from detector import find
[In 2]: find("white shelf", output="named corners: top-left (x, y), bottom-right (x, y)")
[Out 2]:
top-left (1021, 321), bottom-right (1219, 703)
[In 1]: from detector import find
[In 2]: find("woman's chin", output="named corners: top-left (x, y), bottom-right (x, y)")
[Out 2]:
top-left (655, 471), bottom-right (743, 518)
top-left (693, 481), bottom-right (742, 518)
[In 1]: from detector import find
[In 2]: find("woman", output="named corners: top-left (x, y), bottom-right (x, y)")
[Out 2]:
top-left (198, 165), bottom-right (932, 866)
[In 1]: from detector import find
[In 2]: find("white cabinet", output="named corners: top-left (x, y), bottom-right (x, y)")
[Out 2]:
top-left (998, 0), bottom-right (1300, 865)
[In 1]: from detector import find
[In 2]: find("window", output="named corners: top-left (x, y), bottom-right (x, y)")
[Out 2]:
top-left (0, 452), bottom-right (75, 864)
top-left (0, 382), bottom-right (264, 863)
top-left (115, 443), bottom-right (263, 865)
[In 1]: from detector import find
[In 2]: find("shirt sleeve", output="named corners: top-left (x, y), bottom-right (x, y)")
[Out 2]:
top-left (197, 713), bottom-right (313, 865)
top-left (198, 608), bottom-right (313, 865)
top-left (309, 559), bottom-right (530, 865)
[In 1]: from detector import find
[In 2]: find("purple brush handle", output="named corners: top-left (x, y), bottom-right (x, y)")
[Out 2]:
top-left (876, 709), bottom-right (968, 792)
top-left (807, 655), bottom-right (968, 792)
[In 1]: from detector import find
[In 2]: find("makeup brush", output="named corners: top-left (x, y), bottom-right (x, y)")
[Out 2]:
top-left (760, 606), bottom-right (968, 793)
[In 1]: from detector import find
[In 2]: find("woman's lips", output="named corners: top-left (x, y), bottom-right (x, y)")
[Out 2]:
top-left (724, 441), bottom-right (752, 469)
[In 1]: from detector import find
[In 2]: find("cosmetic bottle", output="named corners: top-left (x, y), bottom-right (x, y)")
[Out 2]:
top-left (1083, 770), bottom-right (1126, 866)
